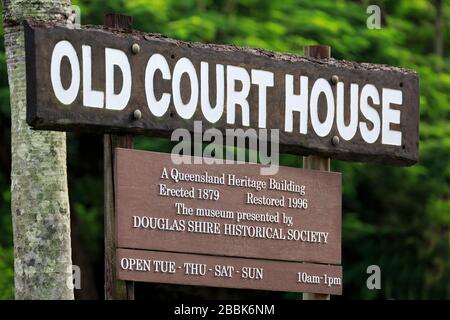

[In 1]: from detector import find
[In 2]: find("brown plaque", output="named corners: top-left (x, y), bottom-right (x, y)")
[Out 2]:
top-left (117, 248), bottom-right (343, 295)
top-left (25, 21), bottom-right (419, 165)
top-left (115, 148), bottom-right (341, 264)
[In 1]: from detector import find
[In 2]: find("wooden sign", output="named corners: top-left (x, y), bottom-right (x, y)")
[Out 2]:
top-left (24, 21), bottom-right (419, 165)
top-left (115, 148), bottom-right (342, 294)
top-left (117, 249), bottom-right (343, 295)
top-left (115, 148), bottom-right (341, 265)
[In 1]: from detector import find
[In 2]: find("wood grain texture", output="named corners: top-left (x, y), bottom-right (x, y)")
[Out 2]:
top-left (302, 45), bottom-right (332, 301)
top-left (104, 134), bottom-right (135, 300)
top-left (103, 14), bottom-right (135, 300)
top-left (117, 248), bottom-right (343, 295)
top-left (115, 148), bottom-right (342, 264)
top-left (104, 135), bottom-right (126, 300)
top-left (24, 21), bottom-right (420, 166)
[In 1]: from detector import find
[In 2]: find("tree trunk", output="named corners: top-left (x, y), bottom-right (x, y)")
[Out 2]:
top-left (2, 0), bottom-right (74, 299)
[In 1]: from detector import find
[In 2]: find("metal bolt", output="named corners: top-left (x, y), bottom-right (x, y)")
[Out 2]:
top-left (131, 43), bottom-right (140, 54)
top-left (133, 109), bottom-right (142, 120)
top-left (332, 135), bottom-right (340, 146)
top-left (331, 75), bottom-right (339, 84)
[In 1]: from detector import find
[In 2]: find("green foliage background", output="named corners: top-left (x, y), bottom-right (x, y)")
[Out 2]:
top-left (0, 0), bottom-right (449, 299)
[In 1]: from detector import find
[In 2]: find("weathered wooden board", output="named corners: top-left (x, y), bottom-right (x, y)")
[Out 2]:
top-left (117, 248), bottom-right (343, 295)
top-left (25, 21), bottom-right (419, 165)
top-left (115, 148), bottom-right (341, 264)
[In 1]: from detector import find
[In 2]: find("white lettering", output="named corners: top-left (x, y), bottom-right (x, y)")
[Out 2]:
top-left (226, 65), bottom-right (250, 126)
top-left (173, 57), bottom-right (198, 119)
top-left (105, 48), bottom-right (131, 110)
top-left (82, 45), bottom-right (104, 108)
top-left (382, 88), bottom-right (402, 146)
top-left (310, 78), bottom-right (334, 137)
top-left (285, 75), bottom-right (308, 133)
top-left (145, 53), bottom-right (171, 117)
top-left (51, 40), bottom-right (80, 105)
top-left (359, 84), bottom-right (381, 143)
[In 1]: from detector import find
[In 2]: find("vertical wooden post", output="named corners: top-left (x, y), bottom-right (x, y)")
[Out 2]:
top-left (103, 13), bottom-right (135, 300)
top-left (302, 45), bottom-right (332, 301)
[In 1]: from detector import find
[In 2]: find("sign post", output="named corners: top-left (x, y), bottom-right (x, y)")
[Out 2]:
top-left (302, 45), bottom-right (332, 301)
top-left (102, 14), bottom-right (135, 300)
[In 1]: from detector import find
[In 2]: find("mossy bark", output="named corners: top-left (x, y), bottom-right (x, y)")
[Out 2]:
top-left (3, 0), bottom-right (75, 299)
